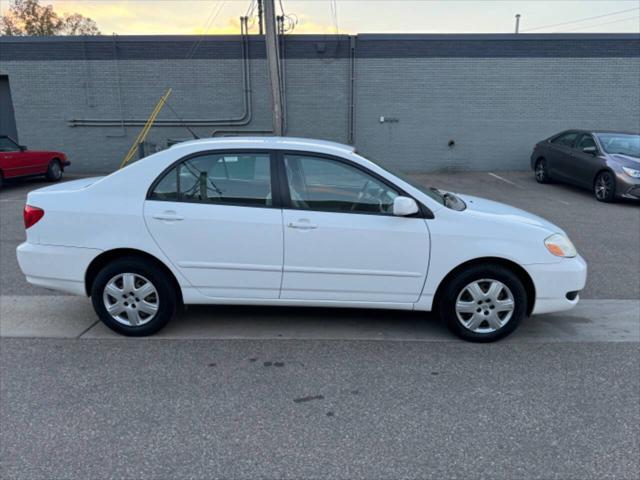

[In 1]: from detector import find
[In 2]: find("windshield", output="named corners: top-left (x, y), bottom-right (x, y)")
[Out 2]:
top-left (355, 152), bottom-right (444, 205)
top-left (596, 133), bottom-right (640, 158)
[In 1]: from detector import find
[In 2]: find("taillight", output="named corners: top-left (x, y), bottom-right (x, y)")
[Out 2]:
top-left (24, 205), bottom-right (44, 229)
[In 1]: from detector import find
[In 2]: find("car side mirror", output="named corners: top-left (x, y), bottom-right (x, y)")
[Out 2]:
top-left (393, 196), bottom-right (419, 216)
top-left (582, 146), bottom-right (597, 155)
top-left (19, 145), bottom-right (27, 152)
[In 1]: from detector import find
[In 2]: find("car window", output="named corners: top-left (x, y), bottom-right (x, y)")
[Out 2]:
top-left (284, 154), bottom-right (399, 214)
top-left (576, 134), bottom-right (596, 150)
top-left (596, 133), bottom-right (640, 157)
top-left (551, 132), bottom-right (579, 148)
top-left (0, 137), bottom-right (19, 152)
top-left (150, 153), bottom-right (272, 207)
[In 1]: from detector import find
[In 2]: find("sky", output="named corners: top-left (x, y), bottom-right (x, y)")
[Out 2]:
top-left (1, 0), bottom-right (639, 35)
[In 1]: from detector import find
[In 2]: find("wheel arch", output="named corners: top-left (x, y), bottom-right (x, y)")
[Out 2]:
top-left (84, 248), bottom-right (183, 305)
top-left (593, 167), bottom-right (615, 186)
top-left (432, 257), bottom-right (536, 316)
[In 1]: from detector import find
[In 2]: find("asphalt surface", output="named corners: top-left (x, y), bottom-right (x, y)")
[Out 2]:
top-left (1, 171), bottom-right (639, 479)
top-left (2, 339), bottom-right (638, 480)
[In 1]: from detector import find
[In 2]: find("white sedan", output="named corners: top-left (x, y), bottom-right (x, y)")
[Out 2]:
top-left (17, 137), bottom-right (587, 341)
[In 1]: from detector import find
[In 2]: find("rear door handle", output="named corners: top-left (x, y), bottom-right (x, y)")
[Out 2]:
top-left (287, 221), bottom-right (318, 230)
top-left (152, 211), bottom-right (184, 222)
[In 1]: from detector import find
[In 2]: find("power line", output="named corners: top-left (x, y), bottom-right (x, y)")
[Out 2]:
top-left (186, 0), bottom-right (227, 59)
top-left (559, 16), bottom-right (640, 33)
top-left (522, 7), bottom-right (639, 32)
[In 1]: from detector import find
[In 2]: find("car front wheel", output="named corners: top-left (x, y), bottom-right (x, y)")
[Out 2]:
top-left (91, 257), bottom-right (177, 336)
top-left (594, 171), bottom-right (616, 202)
top-left (45, 159), bottom-right (63, 182)
top-left (439, 265), bottom-right (527, 342)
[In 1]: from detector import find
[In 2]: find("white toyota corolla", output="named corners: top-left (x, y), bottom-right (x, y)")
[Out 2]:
top-left (17, 137), bottom-right (587, 341)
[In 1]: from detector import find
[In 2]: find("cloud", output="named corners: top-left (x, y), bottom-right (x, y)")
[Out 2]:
top-left (43, 1), bottom-right (344, 35)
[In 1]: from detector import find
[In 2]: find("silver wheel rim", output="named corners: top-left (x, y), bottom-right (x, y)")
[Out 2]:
top-left (51, 162), bottom-right (61, 179)
top-left (102, 273), bottom-right (159, 327)
top-left (535, 162), bottom-right (545, 181)
top-left (455, 279), bottom-right (515, 334)
top-left (595, 174), bottom-right (612, 200)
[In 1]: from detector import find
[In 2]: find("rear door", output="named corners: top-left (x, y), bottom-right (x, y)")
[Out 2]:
top-left (144, 150), bottom-right (284, 299)
top-left (279, 152), bottom-right (430, 304)
top-left (547, 131), bottom-right (579, 181)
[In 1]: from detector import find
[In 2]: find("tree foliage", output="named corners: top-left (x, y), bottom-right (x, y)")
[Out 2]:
top-left (1, 0), bottom-right (101, 36)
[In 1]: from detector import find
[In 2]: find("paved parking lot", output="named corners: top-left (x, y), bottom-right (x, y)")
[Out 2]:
top-left (1, 171), bottom-right (639, 480)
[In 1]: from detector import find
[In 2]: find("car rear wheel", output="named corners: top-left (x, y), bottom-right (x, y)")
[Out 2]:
top-left (45, 159), bottom-right (63, 182)
top-left (439, 265), bottom-right (527, 342)
top-left (594, 171), bottom-right (616, 202)
top-left (534, 158), bottom-right (551, 183)
top-left (91, 257), bottom-right (177, 336)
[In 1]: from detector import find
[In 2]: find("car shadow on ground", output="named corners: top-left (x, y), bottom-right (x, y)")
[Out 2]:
top-left (141, 303), bottom-right (455, 341)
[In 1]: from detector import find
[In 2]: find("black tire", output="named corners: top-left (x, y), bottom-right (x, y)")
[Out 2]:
top-left (91, 256), bottom-right (177, 336)
top-left (594, 171), bottom-right (616, 202)
top-left (534, 158), bottom-right (551, 184)
top-left (45, 159), bottom-right (63, 182)
top-left (0, 171), bottom-right (4, 190)
top-left (438, 264), bottom-right (527, 342)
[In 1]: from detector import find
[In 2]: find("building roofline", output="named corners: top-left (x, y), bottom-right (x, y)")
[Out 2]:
top-left (0, 33), bottom-right (638, 43)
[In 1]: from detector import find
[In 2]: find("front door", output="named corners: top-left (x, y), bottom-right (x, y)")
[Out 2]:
top-left (547, 131), bottom-right (580, 182)
top-left (279, 153), bottom-right (430, 304)
top-left (572, 133), bottom-right (603, 187)
top-left (144, 151), bottom-right (283, 299)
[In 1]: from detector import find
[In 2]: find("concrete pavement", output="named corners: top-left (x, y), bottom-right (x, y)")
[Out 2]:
top-left (1, 295), bottom-right (638, 342)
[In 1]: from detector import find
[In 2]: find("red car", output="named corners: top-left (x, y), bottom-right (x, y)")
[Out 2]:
top-left (0, 135), bottom-right (70, 189)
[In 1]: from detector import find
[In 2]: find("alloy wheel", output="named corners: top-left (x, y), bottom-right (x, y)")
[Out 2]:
top-left (535, 161), bottom-right (546, 182)
top-left (455, 279), bottom-right (515, 334)
top-left (595, 173), bottom-right (613, 201)
top-left (102, 273), bottom-right (159, 327)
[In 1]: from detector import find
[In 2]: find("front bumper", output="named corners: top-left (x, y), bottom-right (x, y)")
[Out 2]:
top-left (525, 255), bottom-right (588, 315)
top-left (615, 172), bottom-right (640, 200)
top-left (17, 242), bottom-right (101, 295)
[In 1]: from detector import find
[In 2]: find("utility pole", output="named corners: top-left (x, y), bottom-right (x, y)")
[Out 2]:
top-left (257, 0), bottom-right (264, 35)
top-left (263, 0), bottom-right (284, 135)
top-left (515, 14), bottom-right (521, 34)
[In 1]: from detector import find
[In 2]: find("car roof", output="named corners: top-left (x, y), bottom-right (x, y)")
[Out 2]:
top-left (170, 136), bottom-right (356, 155)
top-left (589, 130), bottom-right (639, 135)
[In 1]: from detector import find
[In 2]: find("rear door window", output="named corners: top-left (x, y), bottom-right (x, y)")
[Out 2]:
top-left (150, 152), bottom-right (273, 207)
top-left (551, 132), bottom-right (579, 148)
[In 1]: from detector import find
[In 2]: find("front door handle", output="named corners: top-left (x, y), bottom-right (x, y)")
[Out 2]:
top-left (287, 221), bottom-right (318, 230)
top-left (152, 211), bottom-right (184, 222)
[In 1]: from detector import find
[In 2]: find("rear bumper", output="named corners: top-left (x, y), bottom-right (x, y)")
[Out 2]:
top-left (63, 160), bottom-right (71, 168)
top-left (17, 242), bottom-right (101, 295)
top-left (525, 255), bottom-right (588, 315)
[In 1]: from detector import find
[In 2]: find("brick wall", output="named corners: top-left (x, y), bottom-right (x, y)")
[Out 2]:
top-left (0, 34), bottom-right (638, 173)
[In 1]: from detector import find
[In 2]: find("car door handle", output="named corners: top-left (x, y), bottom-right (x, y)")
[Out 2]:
top-left (287, 221), bottom-right (318, 230)
top-left (152, 212), bottom-right (184, 222)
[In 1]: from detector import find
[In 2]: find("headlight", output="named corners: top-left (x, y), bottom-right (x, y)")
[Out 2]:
top-left (545, 233), bottom-right (577, 258)
top-left (622, 166), bottom-right (640, 178)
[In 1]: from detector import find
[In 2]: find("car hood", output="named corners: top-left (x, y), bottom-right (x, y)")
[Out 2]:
top-left (455, 194), bottom-right (564, 234)
top-left (609, 154), bottom-right (640, 166)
